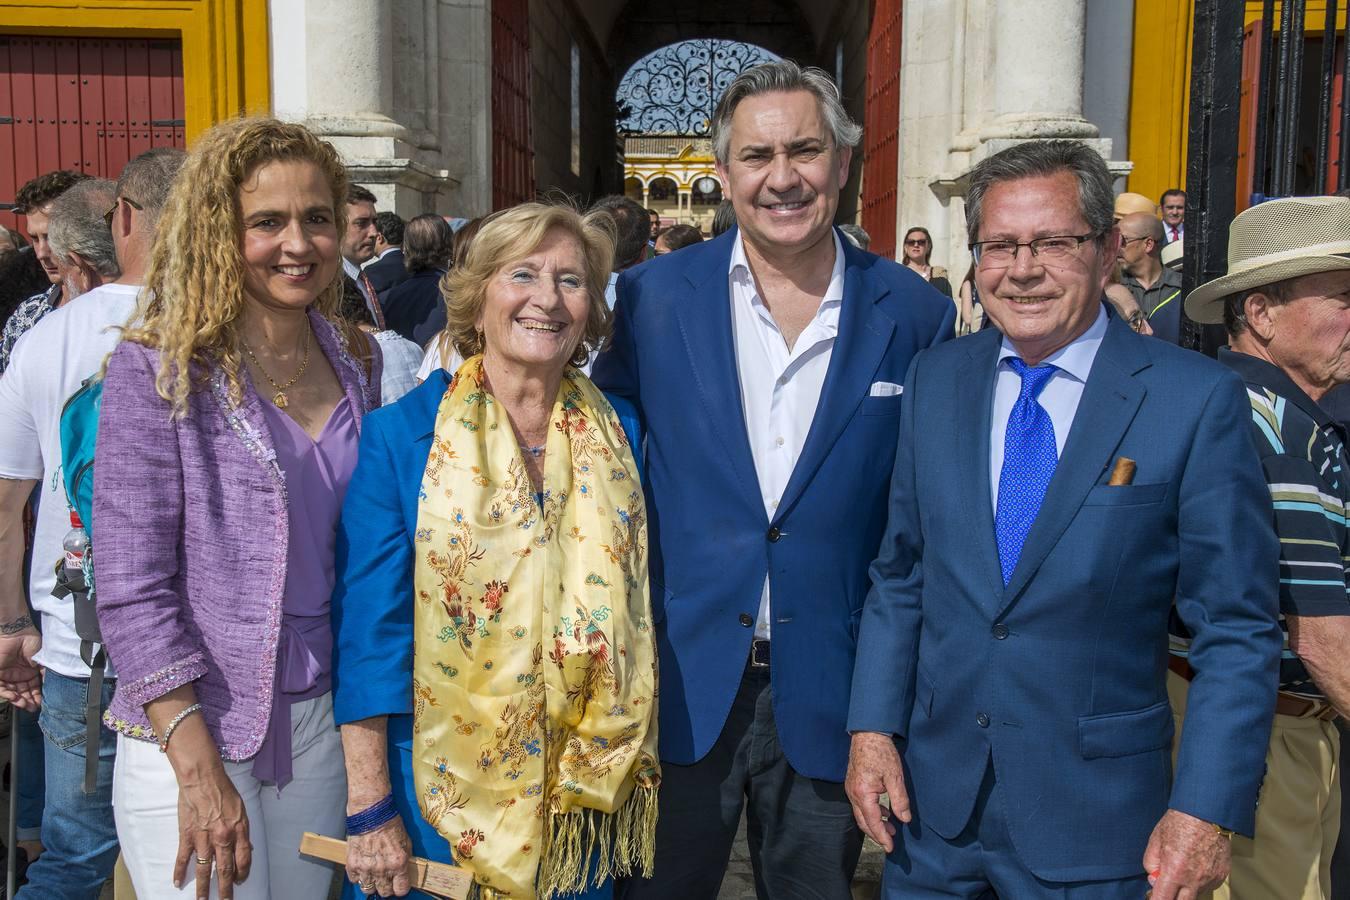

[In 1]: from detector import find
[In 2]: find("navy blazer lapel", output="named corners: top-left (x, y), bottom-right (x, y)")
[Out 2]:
top-left (674, 233), bottom-right (764, 514)
top-left (957, 330), bottom-right (1006, 601)
top-left (999, 318), bottom-right (1150, 610)
top-left (776, 253), bottom-right (894, 518)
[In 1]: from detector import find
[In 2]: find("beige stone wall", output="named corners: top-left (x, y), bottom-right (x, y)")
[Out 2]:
top-left (529, 0), bottom-right (620, 202)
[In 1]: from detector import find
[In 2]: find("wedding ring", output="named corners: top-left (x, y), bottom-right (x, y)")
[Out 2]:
top-left (196, 855), bottom-right (211, 866)
top-left (360, 881), bottom-right (376, 894)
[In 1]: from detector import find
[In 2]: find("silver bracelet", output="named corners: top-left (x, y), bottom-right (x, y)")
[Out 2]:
top-left (158, 703), bottom-right (203, 753)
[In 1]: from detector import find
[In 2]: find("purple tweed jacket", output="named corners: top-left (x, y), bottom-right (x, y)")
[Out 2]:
top-left (94, 310), bottom-right (382, 759)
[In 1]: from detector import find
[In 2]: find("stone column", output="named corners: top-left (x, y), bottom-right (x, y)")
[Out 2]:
top-left (303, 0), bottom-right (405, 142)
top-left (979, 0), bottom-right (1098, 142)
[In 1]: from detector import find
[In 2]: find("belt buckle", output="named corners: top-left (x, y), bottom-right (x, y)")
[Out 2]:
top-left (1317, 703), bottom-right (1340, 722)
top-left (750, 639), bottom-right (771, 668)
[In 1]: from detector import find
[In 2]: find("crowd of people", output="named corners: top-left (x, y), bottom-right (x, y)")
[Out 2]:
top-left (0, 55), bottom-right (1345, 900)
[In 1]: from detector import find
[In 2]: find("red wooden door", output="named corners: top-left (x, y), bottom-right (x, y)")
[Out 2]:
top-left (491, 0), bottom-right (534, 211)
top-left (861, 0), bottom-right (901, 259)
top-left (0, 34), bottom-right (185, 232)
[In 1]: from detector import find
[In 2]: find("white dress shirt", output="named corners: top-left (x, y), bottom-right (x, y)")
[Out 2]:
top-left (730, 231), bottom-right (846, 639)
top-left (989, 305), bottom-right (1108, 508)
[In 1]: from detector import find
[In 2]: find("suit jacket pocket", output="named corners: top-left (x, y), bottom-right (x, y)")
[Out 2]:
top-left (860, 394), bottom-right (903, 417)
top-left (1078, 699), bottom-right (1174, 759)
top-left (1081, 482), bottom-right (1168, 507)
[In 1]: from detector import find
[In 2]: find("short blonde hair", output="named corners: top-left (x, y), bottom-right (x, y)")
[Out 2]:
top-left (442, 202), bottom-right (615, 369)
top-left (122, 117), bottom-right (349, 416)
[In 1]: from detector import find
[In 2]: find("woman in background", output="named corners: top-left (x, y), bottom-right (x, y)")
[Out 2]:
top-left (900, 226), bottom-right (952, 297)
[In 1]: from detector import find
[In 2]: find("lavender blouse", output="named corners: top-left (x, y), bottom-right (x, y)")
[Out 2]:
top-left (95, 311), bottom-right (381, 764)
top-left (252, 395), bottom-right (358, 788)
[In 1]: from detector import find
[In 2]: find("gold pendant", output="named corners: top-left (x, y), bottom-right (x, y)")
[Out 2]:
top-left (273, 391), bottom-right (288, 409)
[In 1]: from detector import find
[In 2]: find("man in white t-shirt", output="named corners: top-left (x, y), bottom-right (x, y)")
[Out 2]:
top-left (0, 146), bottom-right (183, 897)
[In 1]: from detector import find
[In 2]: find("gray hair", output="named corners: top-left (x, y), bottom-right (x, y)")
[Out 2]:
top-left (48, 178), bottom-right (119, 277)
top-left (839, 223), bottom-right (870, 251)
top-left (710, 59), bottom-right (862, 165)
top-left (116, 147), bottom-right (186, 232)
top-left (964, 140), bottom-right (1115, 244)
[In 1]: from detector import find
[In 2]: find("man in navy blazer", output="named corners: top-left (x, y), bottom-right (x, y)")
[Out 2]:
top-left (845, 140), bottom-right (1281, 899)
top-left (593, 60), bottom-right (953, 898)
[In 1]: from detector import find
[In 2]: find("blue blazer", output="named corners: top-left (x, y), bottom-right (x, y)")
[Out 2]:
top-left (847, 315), bottom-right (1281, 882)
top-left (331, 369), bottom-right (643, 736)
top-left (591, 228), bottom-right (955, 781)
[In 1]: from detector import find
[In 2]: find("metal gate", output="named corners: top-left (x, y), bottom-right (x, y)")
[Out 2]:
top-left (491, 0), bottom-right (534, 211)
top-left (1187, 0), bottom-right (1348, 352)
top-left (0, 35), bottom-right (185, 232)
top-left (861, 0), bottom-right (901, 260)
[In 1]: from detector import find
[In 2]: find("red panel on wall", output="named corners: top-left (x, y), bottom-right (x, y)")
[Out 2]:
top-left (862, 0), bottom-right (902, 259)
top-left (491, 0), bottom-right (534, 211)
top-left (0, 34), bottom-right (185, 233)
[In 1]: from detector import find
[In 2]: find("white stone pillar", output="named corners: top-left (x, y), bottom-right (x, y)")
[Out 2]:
top-left (303, 0), bottom-right (404, 141)
top-left (979, 0), bottom-right (1098, 141)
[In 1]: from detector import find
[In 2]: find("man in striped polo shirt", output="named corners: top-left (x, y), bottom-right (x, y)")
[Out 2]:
top-left (1182, 195), bottom-right (1350, 899)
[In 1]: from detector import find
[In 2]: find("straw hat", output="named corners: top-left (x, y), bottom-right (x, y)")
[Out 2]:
top-left (1114, 192), bottom-right (1157, 220)
top-left (1161, 238), bottom-right (1183, 269)
top-left (1185, 196), bottom-right (1350, 324)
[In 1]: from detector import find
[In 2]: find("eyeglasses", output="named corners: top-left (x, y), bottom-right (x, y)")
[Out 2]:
top-left (1119, 235), bottom-right (1149, 247)
top-left (969, 233), bottom-right (1099, 268)
top-left (904, 239), bottom-right (928, 247)
top-left (103, 196), bottom-right (143, 228)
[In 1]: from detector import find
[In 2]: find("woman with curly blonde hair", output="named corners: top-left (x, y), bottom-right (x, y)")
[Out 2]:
top-left (332, 202), bottom-right (657, 899)
top-left (94, 117), bottom-right (383, 899)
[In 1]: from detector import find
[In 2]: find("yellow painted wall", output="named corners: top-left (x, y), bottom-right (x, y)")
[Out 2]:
top-left (1129, 1), bottom-right (1347, 204)
top-left (0, 0), bottom-right (271, 142)
top-left (1127, 0), bottom-right (1193, 204)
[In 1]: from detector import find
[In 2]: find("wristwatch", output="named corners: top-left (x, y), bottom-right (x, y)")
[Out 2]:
top-left (1211, 821), bottom-right (1235, 839)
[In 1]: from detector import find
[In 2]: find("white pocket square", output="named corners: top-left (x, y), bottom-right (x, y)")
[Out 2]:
top-left (869, 382), bottom-right (903, 397)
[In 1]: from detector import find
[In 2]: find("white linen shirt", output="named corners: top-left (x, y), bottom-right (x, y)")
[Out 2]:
top-left (730, 231), bottom-right (846, 639)
top-left (989, 304), bottom-right (1108, 507)
top-left (0, 283), bottom-right (141, 677)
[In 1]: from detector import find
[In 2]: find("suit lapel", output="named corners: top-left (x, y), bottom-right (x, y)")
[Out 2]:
top-left (673, 234), bottom-right (764, 514)
top-left (956, 330), bottom-right (1006, 601)
top-left (776, 257), bottom-right (893, 517)
top-left (999, 318), bottom-right (1150, 610)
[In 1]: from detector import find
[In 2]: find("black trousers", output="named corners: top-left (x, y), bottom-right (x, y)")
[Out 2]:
top-left (618, 662), bottom-right (863, 900)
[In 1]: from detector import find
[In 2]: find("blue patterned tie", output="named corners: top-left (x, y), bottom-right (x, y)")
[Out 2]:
top-left (995, 359), bottom-right (1059, 585)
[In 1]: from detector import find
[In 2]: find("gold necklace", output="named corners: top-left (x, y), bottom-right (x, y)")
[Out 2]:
top-left (241, 325), bottom-right (310, 409)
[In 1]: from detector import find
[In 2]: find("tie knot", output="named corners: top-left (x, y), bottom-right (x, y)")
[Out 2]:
top-left (1007, 357), bottom-right (1058, 399)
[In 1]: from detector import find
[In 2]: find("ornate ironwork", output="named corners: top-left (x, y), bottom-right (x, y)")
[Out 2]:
top-left (617, 40), bottom-right (779, 135)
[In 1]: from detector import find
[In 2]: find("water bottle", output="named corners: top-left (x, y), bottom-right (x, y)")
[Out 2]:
top-left (62, 509), bottom-right (87, 576)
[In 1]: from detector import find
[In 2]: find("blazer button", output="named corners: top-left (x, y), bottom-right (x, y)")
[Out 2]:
top-left (992, 623), bottom-right (1009, 640)
top-left (976, 713), bottom-right (990, 728)
top-left (739, 613), bottom-right (754, 627)
top-left (767, 526), bottom-right (781, 542)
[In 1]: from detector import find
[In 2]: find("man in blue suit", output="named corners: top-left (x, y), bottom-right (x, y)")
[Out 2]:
top-left (845, 140), bottom-right (1281, 899)
top-left (593, 60), bottom-right (954, 898)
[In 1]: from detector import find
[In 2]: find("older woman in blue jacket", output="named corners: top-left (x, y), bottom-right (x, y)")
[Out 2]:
top-left (333, 202), bottom-right (656, 900)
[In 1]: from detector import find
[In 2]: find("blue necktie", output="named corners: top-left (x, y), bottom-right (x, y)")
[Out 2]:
top-left (995, 359), bottom-right (1059, 585)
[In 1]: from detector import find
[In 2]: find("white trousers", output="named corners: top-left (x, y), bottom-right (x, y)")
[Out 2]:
top-left (113, 693), bottom-right (347, 899)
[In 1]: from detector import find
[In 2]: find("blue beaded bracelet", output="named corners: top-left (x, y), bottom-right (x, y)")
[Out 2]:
top-left (346, 794), bottom-right (398, 836)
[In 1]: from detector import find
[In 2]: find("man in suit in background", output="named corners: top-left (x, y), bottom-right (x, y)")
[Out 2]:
top-left (845, 140), bottom-right (1281, 900)
top-left (594, 59), bottom-right (953, 899)
top-left (364, 210), bottom-right (409, 299)
top-left (1160, 189), bottom-right (1186, 244)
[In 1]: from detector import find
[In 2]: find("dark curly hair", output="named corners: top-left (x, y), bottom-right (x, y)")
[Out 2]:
top-left (13, 170), bottom-right (91, 215)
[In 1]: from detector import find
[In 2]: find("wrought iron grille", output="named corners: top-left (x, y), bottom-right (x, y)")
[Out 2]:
top-left (616, 40), bottom-right (778, 135)
top-left (1187, 0), bottom-right (1350, 353)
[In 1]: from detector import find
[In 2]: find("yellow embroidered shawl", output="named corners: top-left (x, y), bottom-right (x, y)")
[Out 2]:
top-left (413, 357), bottom-right (659, 899)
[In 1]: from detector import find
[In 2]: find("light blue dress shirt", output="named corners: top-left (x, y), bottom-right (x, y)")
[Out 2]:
top-left (989, 304), bottom-right (1108, 507)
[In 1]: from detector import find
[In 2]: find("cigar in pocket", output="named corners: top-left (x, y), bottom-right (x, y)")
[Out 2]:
top-left (1108, 457), bottom-right (1137, 486)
